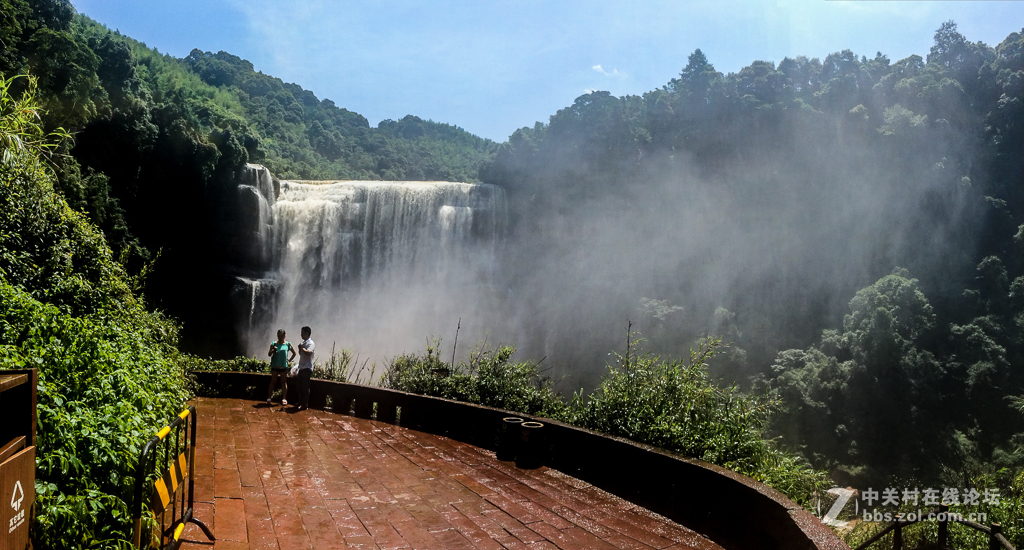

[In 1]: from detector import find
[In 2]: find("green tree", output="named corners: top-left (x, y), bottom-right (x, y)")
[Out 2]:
top-left (668, 48), bottom-right (722, 103)
top-left (768, 270), bottom-right (949, 482)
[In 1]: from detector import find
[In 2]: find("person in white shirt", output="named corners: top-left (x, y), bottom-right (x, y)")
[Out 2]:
top-left (296, 326), bottom-right (315, 410)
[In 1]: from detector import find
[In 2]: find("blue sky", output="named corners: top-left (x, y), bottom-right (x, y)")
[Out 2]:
top-left (71, 1), bottom-right (1023, 142)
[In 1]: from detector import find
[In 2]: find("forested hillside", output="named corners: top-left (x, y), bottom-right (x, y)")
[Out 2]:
top-left (0, 0), bottom-right (495, 353)
top-left (482, 24), bottom-right (1023, 486)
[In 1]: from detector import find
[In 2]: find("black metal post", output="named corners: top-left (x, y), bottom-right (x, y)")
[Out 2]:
top-left (188, 407), bottom-right (196, 511)
top-left (175, 420), bottom-right (183, 523)
top-left (938, 503), bottom-right (948, 548)
top-left (990, 523), bottom-right (1002, 550)
top-left (893, 514), bottom-right (903, 550)
top-left (131, 441), bottom-right (151, 548)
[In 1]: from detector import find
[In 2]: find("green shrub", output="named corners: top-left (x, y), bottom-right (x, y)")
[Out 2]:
top-left (381, 340), bottom-right (566, 417)
top-left (565, 337), bottom-right (829, 505)
top-left (378, 335), bottom-right (827, 504)
top-left (382, 340), bottom-right (477, 402)
top-left (310, 346), bottom-right (357, 382)
top-left (181, 354), bottom-right (268, 374)
top-left (0, 283), bottom-right (189, 549)
top-left (183, 346), bottom-right (357, 383)
top-left (472, 345), bottom-right (567, 417)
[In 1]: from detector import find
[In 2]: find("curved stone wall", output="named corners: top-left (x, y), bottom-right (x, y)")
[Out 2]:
top-left (194, 371), bottom-right (849, 550)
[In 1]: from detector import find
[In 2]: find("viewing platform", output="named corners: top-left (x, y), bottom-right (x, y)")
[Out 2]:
top-left (180, 372), bottom-right (847, 550)
top-left (180, 397), bottom-right (723, 549)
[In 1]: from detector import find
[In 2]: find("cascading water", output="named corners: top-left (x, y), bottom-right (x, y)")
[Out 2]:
top-left (234, 164), bottom-right (276, 267)
top-left (234, 164), bottom-right (509, 367)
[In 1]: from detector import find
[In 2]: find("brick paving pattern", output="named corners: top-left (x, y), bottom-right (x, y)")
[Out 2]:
top-left (178, 397), bottom-right (724, 550)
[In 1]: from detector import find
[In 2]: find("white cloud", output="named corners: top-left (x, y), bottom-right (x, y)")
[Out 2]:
top-left (592, 64), bottom-right (623, 77)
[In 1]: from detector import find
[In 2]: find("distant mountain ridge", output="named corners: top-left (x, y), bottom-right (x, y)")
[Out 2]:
top-left (180, 48), bottom-right (497, 182)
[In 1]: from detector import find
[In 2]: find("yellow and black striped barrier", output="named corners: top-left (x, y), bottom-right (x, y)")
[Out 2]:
top-left (131, 405), bottom-right (214, 549)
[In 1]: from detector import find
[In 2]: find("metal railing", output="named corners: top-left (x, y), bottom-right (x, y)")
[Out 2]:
top-left (131, 405), bottom-right (214, 549)
top-left (854, 504), bottom-right (1015, 550)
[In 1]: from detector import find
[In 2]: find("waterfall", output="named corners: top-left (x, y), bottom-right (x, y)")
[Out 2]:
top-left (236, 165), bottom-right (509, 364)
top-left (248, 278), bottom-right (260, 328)
top-left (234, 164), bottom-right (276, 267)
top-left (231, 276), bottom-right (278, 337)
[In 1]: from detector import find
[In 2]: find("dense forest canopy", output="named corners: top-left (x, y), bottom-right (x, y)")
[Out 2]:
top-left (480, 22), bottom-right (1023, 486)
top-left (1, 0), bottom-right (1022, 501)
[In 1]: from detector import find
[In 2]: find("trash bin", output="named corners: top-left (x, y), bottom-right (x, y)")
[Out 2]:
top-left (1, 369), bottom-right (36, 550)
top-left (496, 417), bottom-right (523, 461)
top-left (515, 422), bottom-right (546, 469)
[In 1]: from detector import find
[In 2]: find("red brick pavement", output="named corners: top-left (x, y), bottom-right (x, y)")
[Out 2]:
top-left (177, 397), bottom-right (723, 550)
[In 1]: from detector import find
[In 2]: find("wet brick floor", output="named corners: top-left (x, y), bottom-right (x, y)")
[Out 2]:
top-left (176, 397), bottom-right (724, 550)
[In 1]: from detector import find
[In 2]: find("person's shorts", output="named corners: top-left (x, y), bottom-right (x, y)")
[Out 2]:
top-left (270, 366), bottom-right (289, 373)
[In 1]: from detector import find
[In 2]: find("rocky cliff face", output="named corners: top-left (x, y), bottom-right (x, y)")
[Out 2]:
top-left (223, 163), bottom-right (278, 272)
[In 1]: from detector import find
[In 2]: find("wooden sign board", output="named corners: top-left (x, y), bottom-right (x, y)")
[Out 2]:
top-left (0, 446), bottom-right (34, 550)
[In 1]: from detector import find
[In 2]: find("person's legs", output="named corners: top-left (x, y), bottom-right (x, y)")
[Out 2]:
top-left (267, 371), bottom-right (279, 403)
top-left (298, 368), bottom-right (312, 408)
top-left (281, 375), bottom-right (288, 405)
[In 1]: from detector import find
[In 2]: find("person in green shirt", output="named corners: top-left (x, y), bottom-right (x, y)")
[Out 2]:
top-left (267, 329), bottom-right (296, 406)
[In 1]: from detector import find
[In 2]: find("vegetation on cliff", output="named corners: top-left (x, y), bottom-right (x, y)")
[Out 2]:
top-left (0, 75), bottom-right (189, 549)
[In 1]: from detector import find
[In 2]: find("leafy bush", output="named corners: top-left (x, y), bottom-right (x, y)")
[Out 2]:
top-left (0, 283), bottom-right (188, 549)
top-left (310, 346), bottom-right (358, 382)
top-left (183, 346), bottom-right (358, 382)
top-left (565, 336), bottom-right (829, 505)
top-left (180, 354), bottom-right (268, 374)
top-left (383, 342), bottom-right (478, 402)
top-left (381, 340), bottom-right (566, 417)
